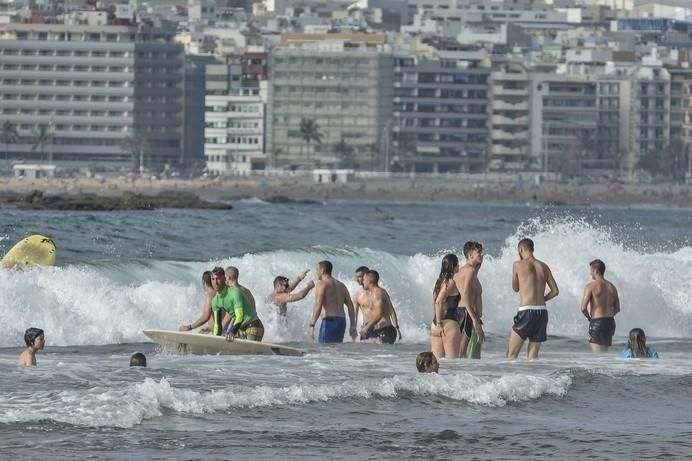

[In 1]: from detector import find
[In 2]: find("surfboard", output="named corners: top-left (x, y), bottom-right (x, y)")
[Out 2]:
top-left (1, 234), bottom-right (56, 268)
top-left (142, 329), bottom-right (306, 357)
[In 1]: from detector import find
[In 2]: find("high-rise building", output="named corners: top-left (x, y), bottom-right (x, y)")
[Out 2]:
top-left (0, 21), bottom-right (184, 169)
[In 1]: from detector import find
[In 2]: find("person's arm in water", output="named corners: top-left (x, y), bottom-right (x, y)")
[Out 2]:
top-left (274, 280), bottom-right (315, 305)
top-left (288, 269), bottom-right (310, 292)
top-left (544, 266), bottom-right (559, 302)
top-left (179, 291), bottom-right (214, 332)
top-left (361, 292), bottom-right (385, 336)
top-left (344, 285), bottom-right (357, 341)
top-left (308, 282), bottom-right (326, 341)
top-left (460, 271), bottom-right (485, 343)
top-left (580, 284), bottom-right (592, 321)
top-left (512, 262), bottom-right (520, 293)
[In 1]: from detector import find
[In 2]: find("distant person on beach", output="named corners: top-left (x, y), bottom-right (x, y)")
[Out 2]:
top-left (621, 328), bottom-right (659, 358)
top-left (17, 327), bottom-right (45, 366)
top-left (130, 352), bottom-right (147, 367)
top-left (507, 238), bottom-right (559, 359)
top-left (308, 260), bottom-right (357, 343)
top-left (431, 254), bottom-right (463, 359)
top-left (454, 241), bottom-right (485, 358)
top-left (416, 352), bottom-right (439, 373)
top-left (225, 266), bottom-right (256, 311)
top-left (580, 259), bottom-right (620, 352)
top-left (178, 270), bottom-right (215, 334)
top-left (358, 270), bottom-right (401, 344)
top-left (270, 269), bottom-right (315, 317)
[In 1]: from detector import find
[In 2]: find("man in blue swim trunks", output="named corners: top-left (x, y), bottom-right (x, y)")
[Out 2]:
top-left (308, 260), bottom-right (357, 343)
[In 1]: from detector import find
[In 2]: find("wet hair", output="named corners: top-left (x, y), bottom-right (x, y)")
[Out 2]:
top-left (355, 266), bottom-right (369, 274)
top-left (416, 352), bottom-right (436, 373)
top-left (130, 352), bottom-right (147, 367)
top-left (225, 266), bottom-right (239, 281)
top-left (433, 254), bottom-right (459, 299)
top-left (518, 238), bottom-right (534, 252)
top-left (24, 327), bottom-right (44, 347)
top-left (211, 266), bottom-right (225, 278)
top-left (628, 328), bottom-right (650, 358)
top-left (463, 241), bottom-right (483, 259)
top-left (202, 271), bottom-right (212, 288)
top-left (317, 260), bottom-right (333, 275)
top-left (366, 270), bottom-right (379, 283)
top-left (590, 259), bottom-right (606, 276)
top-left (274, 275), bottom-right (290, 289)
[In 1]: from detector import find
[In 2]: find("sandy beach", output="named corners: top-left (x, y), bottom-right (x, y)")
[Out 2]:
top-left (0, 174), bottom-right (690, 207)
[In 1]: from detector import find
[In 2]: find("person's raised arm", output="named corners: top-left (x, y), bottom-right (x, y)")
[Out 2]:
top-left (512, 262), bottom-right (520, 293)
top-left (308, 283), bottom-right (325, 341)
top-left (286, 280), bottom-right (315, 303)
top-left (580, 284), bottom-right (592, 321)
top-left (544, 266), bottom-right (559, 302)
top-left (288, 269), bottom-right (310, 292)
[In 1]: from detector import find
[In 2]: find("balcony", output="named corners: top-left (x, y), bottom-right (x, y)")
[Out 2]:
top-left (492, 100), bottom-right (529, 111)
top-left (491, 145), bottom-right (528, 156)
top-left (492, 130), bottom-right (528, 140)
top-left (492, 86), bottom-right (528, 96)
top-left (492, 114), bottom-right (529, 125)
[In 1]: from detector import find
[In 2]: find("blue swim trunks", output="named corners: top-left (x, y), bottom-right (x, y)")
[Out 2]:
top-left (318, 316), bottom-right (346, 343)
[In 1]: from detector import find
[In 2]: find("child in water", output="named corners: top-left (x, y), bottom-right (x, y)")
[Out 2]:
top-left (621, 328), bottom-right (659, 358)
top-left (17, 327), bottom-right (45, 366)
top-left (416, 352), bottom-right (439, 373)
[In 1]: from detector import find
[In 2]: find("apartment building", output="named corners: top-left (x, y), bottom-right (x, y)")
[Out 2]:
top-left (0, 19), bottom-right (184, 168)
top-left (392, 47), bottom-right (491, 173)
top-left (267, 33), bottom-right (393, 169)
top-left (204, 50), bottom-right (268, 174)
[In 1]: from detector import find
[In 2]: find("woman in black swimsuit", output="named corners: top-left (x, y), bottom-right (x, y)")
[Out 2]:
top-left (431, 254), bottom-right (463, 358)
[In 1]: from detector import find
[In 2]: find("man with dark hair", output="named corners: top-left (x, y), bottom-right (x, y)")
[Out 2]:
top-left (580, 259), bottom-right (620, 352)
top-left (17, 327), bottom-right (45, 366)
top-left (270, 269), bottom-right (315, 317)
top-left (352, 265), bottom-right (370, 332)
top-left (454, 241), bottom-right (485, 358)
top-left (130, 352), bottom-right (147, 367)
top-left (308, 260), bottom-right (357, 343)
top-left (358, 270), bottom-right (401, 344)
top-left (416, 352), bottom-right (439, 373)
top-left (507, 238), bottom-right (559, 359)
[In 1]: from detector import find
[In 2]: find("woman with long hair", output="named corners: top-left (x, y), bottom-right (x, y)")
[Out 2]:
top-left (621, 328), bottom-right (659, 358)
top-left (431, 254), bottom-right (463, 358)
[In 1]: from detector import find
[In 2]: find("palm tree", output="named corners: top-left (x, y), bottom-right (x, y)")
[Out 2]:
top-left (120, 135), bottom-right (149, 173)
top-left (292, 118), bottom-right (323, 166)
top-left (31, 125), bottom-right (53, 163)
top-left (1, 121), bottom-right (19, 165)
top-left (333, 139), bottom-right (355, 168)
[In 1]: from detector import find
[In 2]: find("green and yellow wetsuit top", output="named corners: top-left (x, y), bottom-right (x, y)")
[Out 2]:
top-left (211, 286), bottom-right (256, 336)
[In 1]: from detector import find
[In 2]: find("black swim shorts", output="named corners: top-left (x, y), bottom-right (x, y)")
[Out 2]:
top-left (512, 309), bottom-right (549, 342)
top-left (459, 309), bottom-right (474, 338)
top-left (361, 325), bottom-right (397, 344)
top-left (589, 317), bottom-right (616, 346)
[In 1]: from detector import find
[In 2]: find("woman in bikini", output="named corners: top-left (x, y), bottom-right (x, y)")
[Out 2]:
top-left (431, 253), bottom-right (463, 358)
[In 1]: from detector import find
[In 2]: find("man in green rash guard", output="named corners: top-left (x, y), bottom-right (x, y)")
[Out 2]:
top-left (209, 267), bottom-right (264, 342)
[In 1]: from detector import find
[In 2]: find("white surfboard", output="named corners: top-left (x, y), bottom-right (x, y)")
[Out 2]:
top-left (142, 329), bottom-right (305, 357)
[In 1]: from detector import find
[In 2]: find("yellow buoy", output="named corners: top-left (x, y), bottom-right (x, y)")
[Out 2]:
top-left (1, 234), bottom-right (57, 268)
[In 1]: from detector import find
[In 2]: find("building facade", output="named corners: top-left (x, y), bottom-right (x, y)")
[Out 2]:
top-left (0, 21), bottom-right (184, 169)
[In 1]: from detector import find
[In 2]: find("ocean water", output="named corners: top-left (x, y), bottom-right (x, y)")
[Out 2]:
top-left (1, 201), bottom-right (691, 460)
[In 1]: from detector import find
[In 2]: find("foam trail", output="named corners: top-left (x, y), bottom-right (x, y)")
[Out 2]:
top-left (0, 218), bottom-right (690, 347)
top-left (0, 373), bottom-right (571, 428)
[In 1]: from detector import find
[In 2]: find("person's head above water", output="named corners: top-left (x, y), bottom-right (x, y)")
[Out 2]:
top-left (463, 241), bottom-right (484, 266)
top-left (211, 267), bottom-right (226, 292)
top-left (627, 328), bottom-right (649, 358)
top-left (363, 270), bottom-right (379, 289)
top-left (355, 266), bottom-right (369, 287)
top-left (130, 352), bottom-right (147, 367)
top-left (225, 266), bottom-right (239, 283)
top-left (316, 260), bottom-right (333, 278)
top-left (202, 270), bottom-right (212, 289)
top-left (590, 259), bottom-right (606, 278)
top-left (416, 352), bottom-right (439, 373)
top-left (433, 253), bottom-right (459, 298)
top-left (24, 327), bottom-right (45, 349)
top-left (518, 238), bottom-right (534, 259)
top-left (273, 275), bottom-right (290, 292)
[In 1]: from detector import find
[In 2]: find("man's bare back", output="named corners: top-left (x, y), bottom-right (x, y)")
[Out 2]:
top-left (318, 277), bottom-right (349, 318)
top-left (582, 279), bottom-right (620, 320)
top-left (512, 258), bottom-right (558, 306)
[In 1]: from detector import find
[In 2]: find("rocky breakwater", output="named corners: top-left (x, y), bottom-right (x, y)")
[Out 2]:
top-left (0, 190), bottom-right (232, 211)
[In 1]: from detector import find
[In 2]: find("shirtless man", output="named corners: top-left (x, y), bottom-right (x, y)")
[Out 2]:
top-left (358, 270), bottom-right (400, 344)
top-left (270, 269), bottom-right (315, 317)
top-left (225, 266), bottom-right (256, 310)
top-left (17, 327), bottom-right (45, 367)
top-left (507, 238), bottom-right (559, 359)
top-left (580, 259), bottom-right (620, 353)
top-left (352, 265), bottom-right (370, 326)
top-left (453, 241), bottom-right (485, 359)
top-left (308, 260), bottom-right (357, 343)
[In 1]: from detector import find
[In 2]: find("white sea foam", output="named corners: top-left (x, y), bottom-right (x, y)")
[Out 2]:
top-left (1, 218), bottom-right (690, 347)
top-left (0, 373), bottom-right (571, 428)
